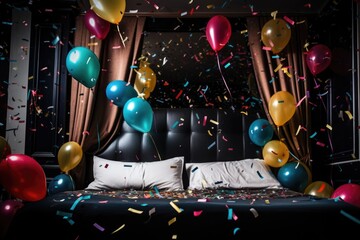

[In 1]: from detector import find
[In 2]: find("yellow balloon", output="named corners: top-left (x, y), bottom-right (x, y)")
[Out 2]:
top-left (304, 181), bottom-right (334, 198)
top-left (261, 18), bottom-right (291, 54)
top-left (58, 141), bottom-right (83, 173)
top-left (90, 0), bottom-right (126, 24)
top-left (134, 64), bottom-right (156, 99)
top-left (262, 140), bottom-right (289, 168)
top-left (268, 91), bottom-right (296, 126)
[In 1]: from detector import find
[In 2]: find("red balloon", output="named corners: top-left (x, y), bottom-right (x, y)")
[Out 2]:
top-left (331, 183), bottom-right (360, 208)
top-left (0, 154), bottom-right (47, 202)
top-left (306, 44), bottom-right (332, 76)
top-left (0, 199), bottom-right (23, 238)
top-left (84, 9), bottom-right (110, 40)
top-left (206, 15), bottom-right (232, 52)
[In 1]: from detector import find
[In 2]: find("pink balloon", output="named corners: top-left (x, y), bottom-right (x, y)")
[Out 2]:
top-left (306, 44), bottom-right (332, 76)
top-left (84, 9), bottom-right (110, 40)
top-left (0, 154), bottom-right (47, 202)
top-left (206, 15), bottom-right (232, 53)
top-left (331, 183), bottom-right (360, 208)
top-left (0, 199), bottom-right (23, 238)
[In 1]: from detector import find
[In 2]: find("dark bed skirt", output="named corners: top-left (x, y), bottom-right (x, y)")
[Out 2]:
top-left (5, 188), bottom-right (360, 239)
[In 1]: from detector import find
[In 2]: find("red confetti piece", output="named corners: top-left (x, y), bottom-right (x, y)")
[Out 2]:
top-left (193, 210), bottom-right (203, 217)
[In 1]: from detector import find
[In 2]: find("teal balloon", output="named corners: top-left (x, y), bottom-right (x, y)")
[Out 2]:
top-left (248, 118), bottom-right (274, 146)
top-left (277, 162), bottom-right (308, 192)
top-left (123, 97), bottom-right (153, 133)
top-left (106, 80), bottom-right (138, 107)
top-left (48, 173), bottom-right (75, 195)
top-left (66, 46), bottom-right (100, 88)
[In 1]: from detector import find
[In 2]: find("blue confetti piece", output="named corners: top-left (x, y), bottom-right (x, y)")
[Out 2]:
top-left (208, 141), bottom-right (216, 149)
top-left (224, 62), bottom-right (231, 69)
top-left (257, 171), bottom-right (263, 179)
top-left (227, 208), bottom-right (233, 220)
top-left (340, 210), bottom-right (360, 224)
top-left (233, 227), bottom-right (240, 235)
top-left (191, 166), bottom-right (198, 172)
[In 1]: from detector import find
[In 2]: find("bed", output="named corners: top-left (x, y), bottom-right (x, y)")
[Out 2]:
top-left (5, 108), bottom-right (360, 239)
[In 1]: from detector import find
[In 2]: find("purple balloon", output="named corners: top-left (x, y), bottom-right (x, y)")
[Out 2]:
top-left (84, 9), bottom-right (110, 40)
top-left (331, 183), bottom-right (360, 208)
top-left (306, 44), bottom-right (332, 76)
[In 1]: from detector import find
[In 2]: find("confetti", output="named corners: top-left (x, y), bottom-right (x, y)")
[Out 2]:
top-left (111, 224), bottom-right (125, 234)
top-left (193, 210), bottom-right (203, 217)
top-left (170, 201), bottom-right (183, 213)
top-left (93, 223), bottom-right (105, 232)
top-left (128, 208), bottom-right (143, 214)
top-left (249, 208), bottom-right (259, 218)
top-left (168, 217), bottom-right (176, 226)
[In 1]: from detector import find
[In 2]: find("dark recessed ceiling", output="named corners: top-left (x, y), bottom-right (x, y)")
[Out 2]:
top-left (4, 0), bottom-right (331, 17)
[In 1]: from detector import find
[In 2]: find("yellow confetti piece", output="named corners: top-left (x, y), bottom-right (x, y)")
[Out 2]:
top-left (111, 224), bottom-right (125, 234)
top-left (240, 29), bottom-right (248, 34)
top-left (274, 63), bottom-right (283, 72)
top-left (207, 130), bottom-right (213, 136)
top-left (210, 119), bottom-right (219, 125)
top-left (87, 42), bottom-right (98, 46)
top-left (326, 124), bottom-right (332, 130)
top-left (168, 217), bottom-right (176, 226)
top-left (345, 111), bottom-right (353, 120)
top-left (296, 125), bottom-right (301, 136)
top-left (170, 201), bottom-right (183, 213)
top-left (240, 111), bottom-right (248, 115)
top-left (172, 235), bottom-right (177, 239)
top-left (265, 199), bottom-right (270, 204)
top-left (128, 208), bottom-right (143, 214)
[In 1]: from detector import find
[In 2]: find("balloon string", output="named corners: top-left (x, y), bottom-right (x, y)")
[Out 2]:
top-left (216, 53), bottom-right (233, 101)
top-left (147, 133), bottom-right (162, 160)
top-left (116, 24), bottom-right (126, 48)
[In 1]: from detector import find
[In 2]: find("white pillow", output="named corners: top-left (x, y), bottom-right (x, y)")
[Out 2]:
top-left (186, 159), bottom-right (281, 190)
top-left (86, 156), bottom-right (184, 191)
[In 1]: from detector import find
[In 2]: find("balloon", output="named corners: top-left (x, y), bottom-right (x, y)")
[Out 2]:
top-left (304, 181), bottom-right (334, 198)
top-left (206, 15), bottom-right (232, 52)
top-left (261, 18), bottom-right (291, 54)
top-left (48, 173), bottom-right (75, 195)
top-left (331, 183), bottom-right (360, 208)
top-left (134, 62), bottom-right (157, 99)
top-left (277, 161), bottom-right (309, 192)
top-left (0, 136), bottom-right (11, 161)
top-left (0, 154), bottom-right (47, 201)
top-left (299, 161), bottom-right (312, 186)
top-left (0, 199), bottom-right (24, 238)
top-left (262, 140), bottom-right (289, 168)
top-left (89, 0), bottom-right (126, 25)
top-left (123, 97), bottom-right (154, 133)
top-left (84, 9), bottom-right (110, 40)
top-left (57, 141), bottom-right (83, 173)
top-left (66, 46), bottom-right (100, 88)
top-left (106, 80), bottom-right (138, 107)
top-left (268, 91), bottom-right (296, 126)
top-left (248, 118), bottom-right (274, 146)
top-left (306, 44), bottom-right (332, 76)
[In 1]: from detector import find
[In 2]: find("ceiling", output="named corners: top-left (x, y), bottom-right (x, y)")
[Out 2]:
top-left (7, 0), bottom-right (331, 17)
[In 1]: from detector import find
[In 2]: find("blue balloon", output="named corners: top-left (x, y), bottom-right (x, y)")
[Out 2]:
top-left (48, 173), bottom-right (75, 195)
top-left (106, 80), bottom-right (138, 107)
top-left (248, 118), bottom-right (274, 146)
top-left (123, 97), bottom-right (153, 133)
top-left (66, 46), bottom-right (100, 88)
top-left (277, 162), bottom-right (308, 192)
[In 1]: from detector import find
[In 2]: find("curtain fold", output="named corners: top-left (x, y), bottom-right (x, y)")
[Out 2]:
top-left (68, 16), bottom-right (146, 189)
top-left (246, 16), bottom-right (311, 167)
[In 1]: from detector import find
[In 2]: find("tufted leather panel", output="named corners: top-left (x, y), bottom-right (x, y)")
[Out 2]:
top-left (96, 108), bottom-right (265, 187)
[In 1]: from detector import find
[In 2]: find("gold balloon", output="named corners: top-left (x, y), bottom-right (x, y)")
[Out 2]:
top-left (57, 141), bottom-right (83, 173)
top-left (268, 91), bottom-right (296, 126)
top-left (134, 63), bottom-right (156, 99)
top-left (90, 0), bottom-right (126, 24)
top-left (304, 181), bottom-right (334, 198)
top-left (262, 140), bottom-right (289, 168)
top-left (261, 18), bottom-right (291, 54)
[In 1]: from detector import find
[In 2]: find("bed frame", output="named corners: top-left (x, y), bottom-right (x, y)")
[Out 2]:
top-left (6, 108), bottom-right (360, 239)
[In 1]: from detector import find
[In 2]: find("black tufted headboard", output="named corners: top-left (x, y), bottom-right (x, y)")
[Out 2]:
top-left (93, 108), bottom-right (266, 188)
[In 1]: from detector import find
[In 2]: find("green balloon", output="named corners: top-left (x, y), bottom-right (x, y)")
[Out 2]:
top-left (66, 46), bottom-right (100, 88)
